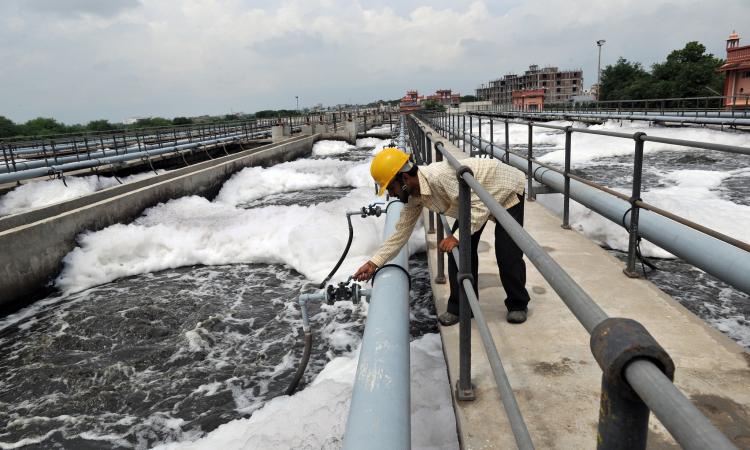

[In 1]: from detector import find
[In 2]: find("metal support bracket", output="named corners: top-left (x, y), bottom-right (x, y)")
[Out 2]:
top-left (590, 317), bottom-right (675, 450)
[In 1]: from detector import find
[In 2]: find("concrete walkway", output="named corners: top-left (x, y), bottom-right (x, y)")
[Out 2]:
top-left (422, 133), bottom-right (750, 449)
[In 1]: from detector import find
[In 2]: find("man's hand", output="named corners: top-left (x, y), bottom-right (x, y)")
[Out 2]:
top-left (438, 236), bottom-right (459, 252)
top-left (353, 261), bottom-right (378, 281)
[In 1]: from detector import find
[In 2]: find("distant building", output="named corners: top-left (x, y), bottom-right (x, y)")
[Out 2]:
top-left (512, 89), bottom-right (545, 111)
top-left (399, 89), bottom-right (461, 112)
top-left (476, 65), bottom-right (584, 109)
top-left (718, 31), bottom-right (750, 108)
top-left (399, 90), bottom-right (423, 112)
top-left (424, 89), bottom-right (461, 107)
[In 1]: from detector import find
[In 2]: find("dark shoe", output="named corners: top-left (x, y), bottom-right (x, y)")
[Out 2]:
top-left (438, 312), bottom-right (459, 326)
top-left (506, 310), bottom-right (527, 324)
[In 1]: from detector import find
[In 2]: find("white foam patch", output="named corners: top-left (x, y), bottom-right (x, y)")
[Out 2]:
top-left (535, 120), bottom-right (750, 165)
top-left (54, 157), bottom-right (425, 294)
top-left (214, 158), bottom-right (370, 205)
top-left (312, 140), bottom-right (355, 156)
top-left (152, 333), bottom-right (458, 450)
top-left (536, 168), bottom-right (750, 257)
top-left (356, 137), bottom-right (391, 155)
top-left (0, 171), bottom-right (165, 216)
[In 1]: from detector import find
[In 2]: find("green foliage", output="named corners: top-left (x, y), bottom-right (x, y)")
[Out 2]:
top-left (460, 95), bottom-right (478, 102)
top-left (0, 116), bottom-right (20, 138)
top-left (86, 119), bottom-right (116, 132)
top-left (253, 109), bottom-right (302, 118)
top-left (421, 99), bottom-right (446, 111)
top-left (172, 117), bottom-right (193, 125)
top-left (133, 117), bottom-right (172, 128)
top-left (20, 117), bottom-right (68, 136)
top-left (599, 42), bottom-right (725, 101)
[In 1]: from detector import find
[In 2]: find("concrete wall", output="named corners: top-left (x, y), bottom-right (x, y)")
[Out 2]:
top-left (0, 134), bottom-right (316, 309)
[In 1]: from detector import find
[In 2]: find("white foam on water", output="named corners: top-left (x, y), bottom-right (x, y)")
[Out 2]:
top-left (535, 120), bottom-right (750, 165)
top-left (54, 156), bottom-right (425, 295)
top-left (0, 170), bottom-right (165, 216)
top-left (536, 168), bottom-right (750, 258)
top-left (152, 333), bottom-right (458, 450)
top-left (214, 158), bottom-right (370, 205)
top-left (356, 137), bottom-right (392, 154)
top-left (312, 140), bottom-right (355, 156)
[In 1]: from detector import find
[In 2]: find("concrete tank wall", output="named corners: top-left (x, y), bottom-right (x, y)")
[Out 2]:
top-left (0, 134), bottom-right (316, 309)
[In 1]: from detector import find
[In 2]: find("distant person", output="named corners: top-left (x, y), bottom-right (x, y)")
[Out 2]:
top-left (353, 147), bottom-right (531, 324)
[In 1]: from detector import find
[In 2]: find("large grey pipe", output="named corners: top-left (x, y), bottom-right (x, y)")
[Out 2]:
top-left (0, 129), bottom-right (271, 174)
top-left (494, 111), bottom-right (750, 126)
top-left (343, 200), bottom-right (411, 450)
top-left (0, 132), bottom-right (253, 184)
top-left (463, 133), bottom-right (750, 295)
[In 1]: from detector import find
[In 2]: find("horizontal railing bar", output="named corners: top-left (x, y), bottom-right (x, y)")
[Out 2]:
top-left (439, 214), bottom-right (535, 450)
top-left (452, 125), bottom-right (750, 253)
top-left (467, 114), bottom-right (750, 155)
top-left (434, 140), bottom-right (608, 333)
top-left (625, 360), bottom-right (737, 450)
top-left (423, 118), bottom-right (737, 449)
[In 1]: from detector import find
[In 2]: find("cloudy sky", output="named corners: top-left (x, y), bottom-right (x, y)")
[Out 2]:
top-left (1, 0), bottom-right (747, 124)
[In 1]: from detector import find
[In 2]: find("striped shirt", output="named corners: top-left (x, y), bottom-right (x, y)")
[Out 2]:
top-left (370, 158), bottom-right (526, 267)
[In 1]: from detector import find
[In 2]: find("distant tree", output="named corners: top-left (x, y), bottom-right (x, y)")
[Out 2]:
top-left (172, 116), bottom-right (193, 125)
top-left (421, 99), bottom-right (446, 111)
top-left (0, 116), bottom-right (19, 138)
top-left (224, 114), bottom-right (239, 121)
top-left (649, 41), bottom-right (724, 98)
top-left (133, 117), bottom-right (172, 128)
top-left (460, 95), bottom-right (478, 102)
top-left (599, 58), bottom-right (652, 101)
top-left (86, 119), bottom-right (116, 132)
top-left (599, 42), bottom-right (725, 101)
top-left (20, 117), bottom-right (68, 136)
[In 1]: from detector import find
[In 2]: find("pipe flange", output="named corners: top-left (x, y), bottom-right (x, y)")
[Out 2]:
top-left (456, 165), bottom-right (474, 181)
top-left (456, 272), bottom-right (474, 286)
top-left (590, 317), bottom-right (675, 400)
top-left (633, 131), bottom-right (647, 141)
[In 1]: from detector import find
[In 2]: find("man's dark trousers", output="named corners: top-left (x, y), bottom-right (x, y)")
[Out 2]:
top-left (446, 195), bottom-right (530, 315)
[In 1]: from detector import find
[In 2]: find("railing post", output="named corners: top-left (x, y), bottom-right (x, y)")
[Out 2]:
top-left (425, 126), bottom-right (435, 234)
top-left (432, 137), bottom-right (447, 284)
top-left (527, 123), bottom-right (535, 201)
top-left (463, 115), bottom-right (466, 153)
top-left (469, 115), bottom-right (474, 156)
top-left (562, 126), bottom-right (572, 229)
top-left (590, 318), bottom-right (675, 450)
top-left (624, 132), bottom-right (646, 278)
top-left (477, 116), bottom-right (482, 158)
top-left (489, 117), bottom-right (494, 159)
top-left (504, 120), bottom-right (510, 163)
top-left (456, 164), bottom-right (475, 401)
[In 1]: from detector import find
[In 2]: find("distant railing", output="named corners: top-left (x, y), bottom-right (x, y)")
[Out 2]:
top-left (408, 112), bottom-right (739, 449)
top-left (465, 95), bottom-right (750, 117)
top-left (430, 111), bottom-right (750, 295)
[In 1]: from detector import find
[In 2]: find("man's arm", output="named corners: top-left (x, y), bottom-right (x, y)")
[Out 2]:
top-left (353, 201), bottom-right (422, 280)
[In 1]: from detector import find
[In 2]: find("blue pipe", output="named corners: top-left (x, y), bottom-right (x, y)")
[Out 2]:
top-left (343, 200), bottom-right (411, 450)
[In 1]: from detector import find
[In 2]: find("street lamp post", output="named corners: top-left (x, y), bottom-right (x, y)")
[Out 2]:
top-left (596, 39), bottom-right (606, 100)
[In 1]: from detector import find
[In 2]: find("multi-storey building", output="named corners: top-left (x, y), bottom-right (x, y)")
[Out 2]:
top-left (476, 65), bottom-right (584, 108)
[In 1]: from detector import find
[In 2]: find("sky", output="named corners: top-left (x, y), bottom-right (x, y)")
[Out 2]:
top-left (1, 0), bottom-right (748, 124)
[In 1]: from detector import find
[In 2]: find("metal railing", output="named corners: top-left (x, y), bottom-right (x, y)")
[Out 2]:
top-left (428, 111), bottom-right (750, 296)
top-left (463, 96), bottom-right (750, 117)
top-left (407, 113), bottom-right (738, 449)
top-left (344, 116), bottom-right (411, 450)
top-left (0, 112), bottom-right (398, 185)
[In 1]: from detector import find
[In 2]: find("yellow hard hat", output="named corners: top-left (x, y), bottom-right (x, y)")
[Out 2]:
top-left (370, 147), bottom-right (410, 196)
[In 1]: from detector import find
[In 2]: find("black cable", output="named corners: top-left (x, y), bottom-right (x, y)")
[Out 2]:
top-left (285, 331), bottom-right (312, 395)
top-left (318, 213), bottom-right (354, 289)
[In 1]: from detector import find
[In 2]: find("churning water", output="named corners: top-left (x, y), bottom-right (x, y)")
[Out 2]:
top-left (0, 138), bottom-right (457, 449)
